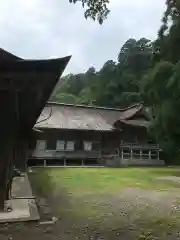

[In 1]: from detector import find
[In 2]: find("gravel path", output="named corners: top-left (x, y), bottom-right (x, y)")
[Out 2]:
top-left (1, 187), bottom-right (180, 239)
top-left (1, 181), bottom-right (180, 239)
top-left (156, 176), bottom-right (180, 184)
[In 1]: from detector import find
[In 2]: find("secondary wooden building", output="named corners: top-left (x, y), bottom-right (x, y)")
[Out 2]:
top-left (29, 102), bottom-right (165, 167)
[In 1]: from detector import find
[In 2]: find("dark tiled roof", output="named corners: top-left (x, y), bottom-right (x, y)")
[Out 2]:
top-left (119, 104), bottom-right (143, 120)
top-left (46, 101), bottom-right (142, 111)
top-left (120, 119), bottom-right (150, 128)
top-left (35, 102), bottom-right (145, 131)
top-left (35, 103), bottom-right (119, 131)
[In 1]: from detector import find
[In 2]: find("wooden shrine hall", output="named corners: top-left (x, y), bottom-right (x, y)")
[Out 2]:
top-left (29, 102), bottom-right (164, 167)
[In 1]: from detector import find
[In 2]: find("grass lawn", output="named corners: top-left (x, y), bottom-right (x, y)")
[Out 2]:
top-left (28, 167), bottom-right (180, 239)
top-left (31, 167), bottom-right (180, 195)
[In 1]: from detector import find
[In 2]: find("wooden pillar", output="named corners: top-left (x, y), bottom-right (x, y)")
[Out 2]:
top-left (14, 138), bottom-right (29, 172)
top-left (157, 150), bottom-right (159, 160)
top-left (121, 149), bottom-right (123, 159)
top-left (6, 146), bottom-right (14, 200)
top-left (116, 148), bottom-right (120, 156)
top-left (130, 149), bottom-right (133, 160)
top-left (140, 149), bottom-right (142, 160)
top-left (44, 159), bottom-right (46, 167)
top-left (149, 150), bottom-right (151, 160)
top-left (100, 135), bottom-right (103, 159)
top-left (0, 140), bottom-right (14, 210)
top-left (0, 168), bottom-right (8, 210)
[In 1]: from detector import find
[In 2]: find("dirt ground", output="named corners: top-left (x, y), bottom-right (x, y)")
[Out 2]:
top-left (1, 169), bottom-right (180, 239)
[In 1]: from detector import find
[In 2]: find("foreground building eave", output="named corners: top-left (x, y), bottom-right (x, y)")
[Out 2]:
top-left (0, 48), bottom-right (71, 211)
top-left (0, 55), bottom-right (71, 130)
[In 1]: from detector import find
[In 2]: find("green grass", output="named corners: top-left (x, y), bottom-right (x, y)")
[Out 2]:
top-left (29, 167), bottom-right (180, 235)
top-left (30, 168), bottom-right (180, 197)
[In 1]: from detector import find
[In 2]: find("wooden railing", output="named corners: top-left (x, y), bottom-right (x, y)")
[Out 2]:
top-left (120, 143), bottom-right (159, 149)
top-left (30, 149), bottom-right (102, 159)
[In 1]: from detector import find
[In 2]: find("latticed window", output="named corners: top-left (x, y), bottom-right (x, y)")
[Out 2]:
top-left (66, 141), bottom-right (75, 151)
top-left (56, 140), bottom-right (65, 150)
top-left (56, 140), bottom-right (75, 151)
top-left (84, 141), bottom-right (92, 151)
top-left (36, 140), bottom-right (46, 150)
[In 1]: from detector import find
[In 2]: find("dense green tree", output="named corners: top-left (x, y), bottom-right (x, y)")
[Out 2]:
top-left (69, 0), bottom-right (110, 23)
top-left (141, 60), bottom-right (180, 161)
top-left (140, 0), bottom-right (180, 161)
top-left (51, 37), bottom-right (153, 108)
top-left (52, 93), bottom-right (77, 104)
top-left (118, 38), bottom-right (153, 79)
top-left (157, 0), bottom-right (180, 63)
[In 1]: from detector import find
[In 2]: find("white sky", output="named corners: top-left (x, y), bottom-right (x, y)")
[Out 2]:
top-left (0, 0), bottom-right (166, 75)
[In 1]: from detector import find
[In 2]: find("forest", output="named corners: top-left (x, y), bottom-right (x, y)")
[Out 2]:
top-left (51, 37), bottom-right (150, 108)
top-left (51, 1), bottom-right (180, 162)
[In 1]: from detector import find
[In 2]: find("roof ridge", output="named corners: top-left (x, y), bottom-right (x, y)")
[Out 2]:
top-left (47, 101), bottom-right (143, 111)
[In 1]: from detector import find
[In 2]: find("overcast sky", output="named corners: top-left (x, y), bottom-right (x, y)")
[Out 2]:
top-left (0, 0), bottom-right (166, 75)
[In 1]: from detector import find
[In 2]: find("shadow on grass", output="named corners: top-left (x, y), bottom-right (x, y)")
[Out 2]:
top-left (29, 169), bottom-right (55, 197)
top-left (29, 168), bottom-right (84, 219)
